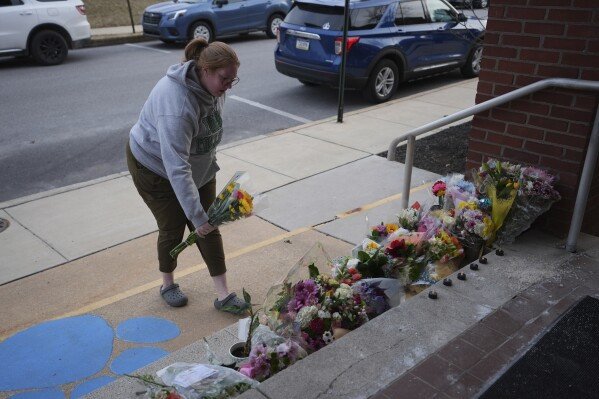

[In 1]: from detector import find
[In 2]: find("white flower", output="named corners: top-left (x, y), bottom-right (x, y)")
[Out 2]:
top-left (295, 305), bottom-right (318, 328)
top-left (334, 284), bottom-right (352, 300)
top-left (332, 312), bottom-right (341, 320)
top-left (318, 310), bottom-right (331, 319)
top-left (347, 258), bottom-right (359, 268)
top-left (322, 331), bottom-right (334, 345)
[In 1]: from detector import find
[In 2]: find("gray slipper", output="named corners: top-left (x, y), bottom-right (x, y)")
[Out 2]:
top-left (214, 292), bottom-right (249, 315)
top-left (160, 283), bottom-right (188, 307)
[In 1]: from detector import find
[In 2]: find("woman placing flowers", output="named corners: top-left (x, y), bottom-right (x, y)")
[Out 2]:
top-left (125, 38), bottom-right (248, 314)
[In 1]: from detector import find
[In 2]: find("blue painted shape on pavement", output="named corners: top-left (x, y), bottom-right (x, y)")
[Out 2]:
top-left (116, 316), bottom-right (180, 343)
top-left (9, 388), bottom-right (65, 399)
top-left (0, 315), bottom-right (113, 391)
top-left (110, 347), bottom-right (169, 375)
top-left (71, 376), bottom-right (117, 398)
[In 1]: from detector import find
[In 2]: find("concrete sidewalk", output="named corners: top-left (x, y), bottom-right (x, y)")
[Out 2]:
top-left (0, 78), bottom-right (477, 286)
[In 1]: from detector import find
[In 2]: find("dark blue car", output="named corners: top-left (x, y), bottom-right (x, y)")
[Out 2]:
top-left (142, 0), bottom-right (291, 43)
top-left (274, 0), bottom-right (486, 103)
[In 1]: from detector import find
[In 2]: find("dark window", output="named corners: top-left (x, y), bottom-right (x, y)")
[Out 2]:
top-left (395, 0), bottom-right (427, 25)
top-left (425, 0), bottom-right (455, 22)
top-left (350, 6), bottom-right (387, 30)
top-left (285, 3), bottom-right (387, 31)
top-left (0, 0), bottom-right (24, 6)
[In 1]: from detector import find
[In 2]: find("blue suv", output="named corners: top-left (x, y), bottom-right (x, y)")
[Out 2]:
top-left (142, 0), bottom-right (291, 43)
top-left (274, 0), bottom-right (485, 103)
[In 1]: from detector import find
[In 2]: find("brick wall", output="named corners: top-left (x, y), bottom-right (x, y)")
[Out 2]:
top-left (467, 0), bottom-right (599, 237)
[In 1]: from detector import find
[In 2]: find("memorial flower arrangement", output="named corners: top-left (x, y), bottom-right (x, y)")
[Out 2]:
top-left (495, 166), bottom-right (561, 245)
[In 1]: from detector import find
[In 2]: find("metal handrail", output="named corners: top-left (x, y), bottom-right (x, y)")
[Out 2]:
top-left (387, 78), bottom-right (599, 253)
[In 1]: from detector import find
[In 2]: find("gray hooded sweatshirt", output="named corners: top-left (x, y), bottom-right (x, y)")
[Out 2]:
top-left (129, 60), bottom-right (224, 229)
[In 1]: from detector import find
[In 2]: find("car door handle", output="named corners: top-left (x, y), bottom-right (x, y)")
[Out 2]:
top-left (20, 11), bottom-right (34, 15)
top-left (437, 27), bottom-right (444, 30)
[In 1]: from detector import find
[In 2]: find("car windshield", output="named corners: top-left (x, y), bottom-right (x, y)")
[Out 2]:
top-left (285, 2), bottom-right (387, 30)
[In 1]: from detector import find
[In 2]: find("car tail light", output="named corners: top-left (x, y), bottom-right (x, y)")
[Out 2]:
top-left (76, 5), bottom-right (86, 15)
top-left (334, 37), bottom-right (360, 55)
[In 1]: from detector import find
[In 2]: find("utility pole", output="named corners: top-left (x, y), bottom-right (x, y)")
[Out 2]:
top-left (336, 0), bottom-right (350, 123)
top-left (126, 0), bottom-right (136, 33)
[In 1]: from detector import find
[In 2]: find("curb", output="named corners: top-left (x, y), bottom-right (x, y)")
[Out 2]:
top-left (87, 34), bottom-right (154, 48)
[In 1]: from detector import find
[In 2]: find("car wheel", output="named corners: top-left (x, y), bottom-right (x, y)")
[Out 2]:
top-left (460, 44), bottom-right (483, 78)
top-left (298, 79), bottom-right (320, 87)
top-left (30, 30), bottom-right (68, 66)
top-left (266, 14), bottom-right (284, 39)
top-left (190, 21), bottom-right (213, 42)
top-left (362, 59), bottom-right (399, 104)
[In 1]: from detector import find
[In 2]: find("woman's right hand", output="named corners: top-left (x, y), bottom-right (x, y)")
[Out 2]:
top-left (196, 222), bottom-right (216, 238)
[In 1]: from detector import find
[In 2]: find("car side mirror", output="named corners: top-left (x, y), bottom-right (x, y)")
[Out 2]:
top-left (457, 13), bottom-right (468, 22)
top-left (215, 0), bottom-right (228, 6)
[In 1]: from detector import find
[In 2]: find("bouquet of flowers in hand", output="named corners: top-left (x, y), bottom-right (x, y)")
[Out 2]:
top-left (170, 171), bottom-right (265, 260)
top-left (474, 159), bottom-right (521, 239)
top-left (496, 166), bottom-right (560, 245)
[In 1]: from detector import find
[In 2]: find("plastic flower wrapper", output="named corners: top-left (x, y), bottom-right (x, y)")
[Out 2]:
top-left (332, 247), bottom-right (390, 285)
top-left (261, 243), bottom-right (333, 338)
top-left (396, 202), bottom-right (422, 231)
top-left (496, 166), bottom-right (561, 245)
top-left (238, 325), bottom-right (307, 382)
top-left (406, 228), bottom-right (464, 297)
top-left (443, 174), bottom-right (476, 211)
top-left (131, 363), bottom-right (258, 399)
top-left (417, 208), bottom-right (456, 238)
top-left (382, 232), bottom-right (427, 285)
top-left (453, 205), bottom-right (493, 263)
top-left (473, 159), bottom-right (521, 241)
top-left (351, 237), bottom-right (384, 258)
top-left (170, 171), bottom-right (268, 260)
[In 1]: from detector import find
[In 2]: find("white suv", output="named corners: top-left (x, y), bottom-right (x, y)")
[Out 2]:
top-left (0, 0), bottom-right (91, 66)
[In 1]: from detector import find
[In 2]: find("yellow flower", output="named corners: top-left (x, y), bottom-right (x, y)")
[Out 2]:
top-left (386, 223), bottom-right (399, 234)
top-left (366, 241), bottom-right (380, 251)
top-left (458, 200), bottom-right (478, 211)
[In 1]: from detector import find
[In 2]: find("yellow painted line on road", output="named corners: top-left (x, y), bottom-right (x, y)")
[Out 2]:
top-left (50, 185), bottom-right (432, 322)
top-left (54, 226), bottom-right (312, 321)
top-left (335, 182), bottom-right (431, 219)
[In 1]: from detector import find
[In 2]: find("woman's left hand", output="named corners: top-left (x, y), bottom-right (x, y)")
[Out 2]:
top-left (196, 222), bottom-right (216, 238)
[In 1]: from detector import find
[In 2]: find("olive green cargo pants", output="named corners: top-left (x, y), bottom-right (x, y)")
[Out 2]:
top-left (126, 142), bottom-right (226, 276)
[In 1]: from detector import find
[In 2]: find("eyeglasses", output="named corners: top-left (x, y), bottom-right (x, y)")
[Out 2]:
top-left (217, 72), bottom-right (240, 87)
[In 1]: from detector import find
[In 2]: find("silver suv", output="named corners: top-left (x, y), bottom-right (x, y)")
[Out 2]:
top-left (0, 0), bottom-right (91, 66)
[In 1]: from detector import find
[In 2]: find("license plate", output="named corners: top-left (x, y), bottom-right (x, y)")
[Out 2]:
top-left (296, 38), bottom-right (309, 51)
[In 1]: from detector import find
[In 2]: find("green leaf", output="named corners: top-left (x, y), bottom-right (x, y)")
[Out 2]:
top-left (357, 251), bottom-right (370, 263)
top-left (242, 288), bottom-right (251, 304)
top-left (308, 263), bottom-right (320, 279)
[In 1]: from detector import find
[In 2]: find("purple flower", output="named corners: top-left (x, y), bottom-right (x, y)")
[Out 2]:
top-left (287, 279), bottom-right (320, 313)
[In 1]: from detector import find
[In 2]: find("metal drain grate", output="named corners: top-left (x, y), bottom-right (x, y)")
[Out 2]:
top-left (0, 218), bottom-right (9, 233)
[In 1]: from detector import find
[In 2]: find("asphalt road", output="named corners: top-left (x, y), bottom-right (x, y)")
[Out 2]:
top-left (0, 8), bottom-right (486, 202)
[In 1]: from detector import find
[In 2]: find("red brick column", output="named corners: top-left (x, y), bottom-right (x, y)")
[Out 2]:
top-left (467, 0), bottom-right (599, 237)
